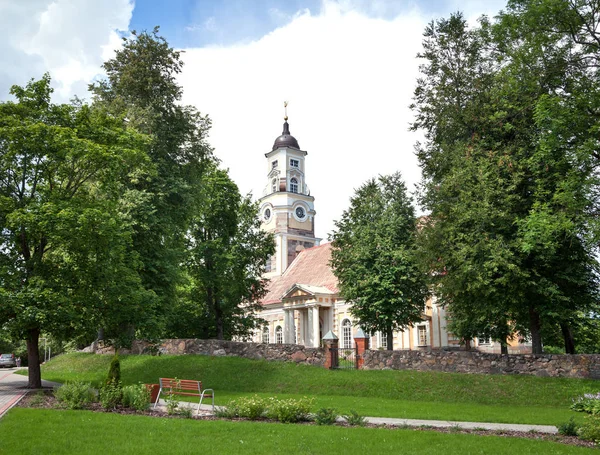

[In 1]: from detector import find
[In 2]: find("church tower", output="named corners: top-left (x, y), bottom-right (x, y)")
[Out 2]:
top-left (260, 104), bottom-right (320, 278)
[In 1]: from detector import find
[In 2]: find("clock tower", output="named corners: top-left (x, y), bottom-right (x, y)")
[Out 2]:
top-left (259, 106), bottom-right (319, 278)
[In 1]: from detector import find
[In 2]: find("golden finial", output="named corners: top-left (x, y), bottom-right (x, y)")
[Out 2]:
top-left (284, 101), bottom-right (288, 121)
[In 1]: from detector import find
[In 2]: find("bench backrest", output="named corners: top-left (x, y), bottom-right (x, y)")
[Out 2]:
top-left (159, 378), bottom-right (202, 393)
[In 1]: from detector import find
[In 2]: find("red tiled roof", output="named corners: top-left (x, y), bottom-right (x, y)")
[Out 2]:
top-left (261, 243), bottom-right (339, 305)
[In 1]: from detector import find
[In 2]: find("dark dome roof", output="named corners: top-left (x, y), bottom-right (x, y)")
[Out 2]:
top-left (272, 121), bottom-right (300, 150)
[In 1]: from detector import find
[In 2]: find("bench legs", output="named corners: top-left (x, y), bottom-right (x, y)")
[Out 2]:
top-left (199, 389), bottom-right (214, 412)
top-left (153, 387), bottom-right (162, 410)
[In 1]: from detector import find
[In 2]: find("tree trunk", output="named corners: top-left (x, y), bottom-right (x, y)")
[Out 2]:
top-left (500, 343), bottom-right (508, 355)
top-left (529, 306), bottom-right (543, 354)
top-left (26, 328), bottom-right (42, 389)
top-left (386, 327), bottom-right (393, 351)
top-left (464, 339), bottom-right (472, 351)
top-left (214, 298), bottom-right (224, 340)
top-left (561, 322), bottom-right (576, 354)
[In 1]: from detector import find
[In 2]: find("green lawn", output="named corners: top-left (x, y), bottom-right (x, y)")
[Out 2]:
top-left (32, 352), bottom-right (600, 425)
top-left (0, 408), bottom-right (595, 455)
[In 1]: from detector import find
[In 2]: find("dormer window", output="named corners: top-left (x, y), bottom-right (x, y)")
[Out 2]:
top-left (290, 159), bottom-right (299, 168)
top-left (290, 177), bottom-right (298, 193)
top-left (272, 160), bottom-right (278, 169)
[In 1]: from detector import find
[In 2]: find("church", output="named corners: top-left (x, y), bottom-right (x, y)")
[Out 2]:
top-left (250, 111), bottom-right (531, 354)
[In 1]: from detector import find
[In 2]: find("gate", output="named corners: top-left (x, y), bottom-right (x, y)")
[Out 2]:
top-left (330, 347), bottom-right (359, 370)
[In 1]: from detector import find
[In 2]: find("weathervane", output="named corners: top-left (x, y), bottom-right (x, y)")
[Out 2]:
top-left (284, 101), bottom-right (288, 121)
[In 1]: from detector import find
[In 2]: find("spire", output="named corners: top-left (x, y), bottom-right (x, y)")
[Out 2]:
top-left (272, 101), bottom-right (300, 150)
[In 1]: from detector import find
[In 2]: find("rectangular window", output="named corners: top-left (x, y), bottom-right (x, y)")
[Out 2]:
top-left (479, 336), bottom-right (491, 345)
top-left (272, 160), bottom-right (278, 168)
top-left (380, 331), bottom-right (387, 348)
top-left (290, 159), bottom-right (299, 168)
top-left (418, 325), bottom-right (427, 346)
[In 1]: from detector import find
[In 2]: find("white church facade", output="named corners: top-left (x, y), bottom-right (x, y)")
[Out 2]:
top-left (251, 112), bottom-right (530, 354)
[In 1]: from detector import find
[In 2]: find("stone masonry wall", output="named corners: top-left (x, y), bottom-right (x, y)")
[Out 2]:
top-left (362, 349), bottom-right (600, 379)
top-left (88, 339), bottom-right (326, 367)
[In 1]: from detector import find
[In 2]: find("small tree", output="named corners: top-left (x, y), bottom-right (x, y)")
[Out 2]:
top-left (331, 173), bottom-right (428, 349)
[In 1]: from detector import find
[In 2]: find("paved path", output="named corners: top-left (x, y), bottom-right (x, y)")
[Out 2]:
top-left (0, 368), bottom-right (61, 418)
top-left (0, 371), bottom-right (558, 434)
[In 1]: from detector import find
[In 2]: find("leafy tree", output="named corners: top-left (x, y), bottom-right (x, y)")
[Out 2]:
top-left (171, 165), bottom-right (275, 340)
top-left (90, 27), bottom-right (214, 338)
top-left (0, 75), bottom-right (150, 387)
top-left (331, 173), bottom-right (428, 349)
top-left (411, 7), bottom-right (600, 354)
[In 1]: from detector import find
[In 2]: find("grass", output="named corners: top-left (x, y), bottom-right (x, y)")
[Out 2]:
top-left (32, 352), bottom-right (600, 425)
top-left (0, 408), bottom-right (596, 455)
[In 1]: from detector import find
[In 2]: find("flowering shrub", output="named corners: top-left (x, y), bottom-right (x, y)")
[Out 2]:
top-left (265, 397), bottom-right (313, 423)
top-left (570, 392), bottom-right (600, 443)
top-left (54, 381), bottom-right (95, 410)
top-left (221, 396), bottom-right (313, 423)
top-left (122, 384), bottom-right (151, 412)
top-left (571, 392), bottom-right (600, 415)
top-left (226, 395), bottom-right (267, 420)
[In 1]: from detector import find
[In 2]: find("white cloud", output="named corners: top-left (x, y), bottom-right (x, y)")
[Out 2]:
top-left (179, 2), bottom-right (428, 240)
top-left (0, 0), bottom-right (133, 101)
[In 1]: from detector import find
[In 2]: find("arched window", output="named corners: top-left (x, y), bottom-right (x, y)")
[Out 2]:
top-left (290, 177), bottom-right (298, 193)
top-left (272, 178), bottom-right (278, 193)
top-left (262, 326), bottom-right (270, 344)
top-left (342, 319), bottom-right (352, 348)
top-left (276, 326), bottom-right (283, 344)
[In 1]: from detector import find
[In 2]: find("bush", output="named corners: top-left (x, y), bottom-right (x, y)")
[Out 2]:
top-left (315, 407), bottom-right (338, 425)
top-left (227, 395), bottom-right (267, 420)
top-left (99, 381), bottom-right (122, 410)
top-left (122, 384), bottom-right (151, 411)
top-left (54, 381), bottom-right (95, 410)
top-left (557, 417), bottom-right (579, 436)
top-left (343, 410), bottom-right (367, 427)
top-left (106, 355), bottom-right (121, 385)
top-left (265, 397), bottom-right (313, 423)
top-left (165, 390), bottom-right (179, 415)
top-left (578, 415), bottom-right (600, 443)
top-left (571, 392), bottom-right (600, 415)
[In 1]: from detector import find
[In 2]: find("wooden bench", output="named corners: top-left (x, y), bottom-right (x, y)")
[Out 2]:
top-left (153, 378), bottom-right (214, 412)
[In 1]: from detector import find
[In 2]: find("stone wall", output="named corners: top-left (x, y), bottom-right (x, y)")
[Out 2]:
top-left (87, 339), bottom-right (326, 367)
top-left (362, 349), bottom-right (600, 379)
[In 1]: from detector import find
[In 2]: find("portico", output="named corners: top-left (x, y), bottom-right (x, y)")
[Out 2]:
top-left (282, 284), bottom-right (334, 347)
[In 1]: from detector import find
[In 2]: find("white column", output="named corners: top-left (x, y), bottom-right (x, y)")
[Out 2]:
top-left (312, 305), bottom-right (320, 348)
top-left (307, 307), bottom-right (314, 346)
top-left (284, 309), bottom-right (294, 344)
top-left (298, 310), bottom-right (306, 345)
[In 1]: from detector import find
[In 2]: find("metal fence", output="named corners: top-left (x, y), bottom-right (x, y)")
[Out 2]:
top-left (329, 347), bottom-right (359, 370)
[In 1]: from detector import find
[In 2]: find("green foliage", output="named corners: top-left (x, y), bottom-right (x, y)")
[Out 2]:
top-left (571, 393), bottom-right (600, 415)
top-left (343, 410), bottom-right (367, 427)
top-left (225, 395), bottom-right (267, 420)
top-left (90, 27), bottom-right (214, 342)
top-left (99, 381), bottom-right (122, 410)
top-left (0, 74), bottom-right (152, 386)
top-left (314, 407), bottom-right (338, 425)
top-left (122, 384), bottom-right (150, 411)
top-left (107, 355), bottom-right (121, 385)
top-left (54, 381), bottom-right (95, 410)
top-left (179, 407), bottom-right (193, 419)
top-left (170, 165), bottom-right (275, 340)
top-left (578, 415), bottom-right (600, 444)
top-left (557, 417), bottom-right (579, 436)
top-left (331, 173), bottom-right (428, 344)
top-left (165, 390), bottom-right (180, 416)
top-left (265, 397), bottom-right (313, 423)
top-left (410, 5), bottom-right (600, 353)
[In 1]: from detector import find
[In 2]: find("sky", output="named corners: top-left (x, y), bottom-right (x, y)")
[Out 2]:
top-left (0, 0), bottom-right (508, 240)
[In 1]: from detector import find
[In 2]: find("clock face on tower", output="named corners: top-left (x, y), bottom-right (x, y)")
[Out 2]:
top-left (295, 206), bottom-right (306, 219)
top-left (263, 208), bottom-right (271, 221)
